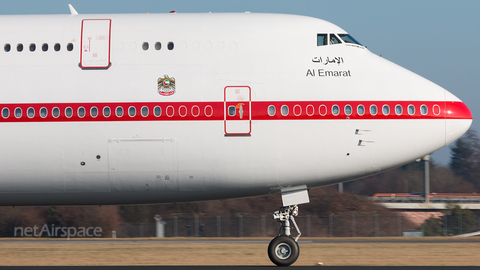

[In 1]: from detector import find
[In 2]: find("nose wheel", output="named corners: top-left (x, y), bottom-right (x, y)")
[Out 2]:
top-left (268, 205), bottom-right (301, 266)
top-left (268, 235), bottom-right (299, 266)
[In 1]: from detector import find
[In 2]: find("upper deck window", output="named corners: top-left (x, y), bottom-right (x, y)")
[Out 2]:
top-left (317, 33), bottom-right (342, 46)
top-left (338, 34), bottom-right (362, 46)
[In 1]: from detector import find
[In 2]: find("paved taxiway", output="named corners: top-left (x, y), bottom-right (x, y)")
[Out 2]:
top-left (1, 237), bottom-right (479, 244)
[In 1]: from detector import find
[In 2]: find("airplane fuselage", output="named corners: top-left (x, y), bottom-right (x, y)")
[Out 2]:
top-left (0, 13), bottom-right (472, 206)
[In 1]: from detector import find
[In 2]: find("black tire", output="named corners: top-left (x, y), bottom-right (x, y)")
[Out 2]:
top-left (267, 235), bottom-right (299, 266)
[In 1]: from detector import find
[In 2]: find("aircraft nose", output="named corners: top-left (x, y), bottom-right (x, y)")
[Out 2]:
top-left (445, 100), bottom-right (472, 145)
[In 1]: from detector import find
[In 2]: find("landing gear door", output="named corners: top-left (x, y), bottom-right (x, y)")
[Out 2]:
top-left (224, 86), bottom-right (251, 136)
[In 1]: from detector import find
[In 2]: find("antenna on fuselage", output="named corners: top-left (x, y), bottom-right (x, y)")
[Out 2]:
top-left (68, 4), bottom-right (79, 15)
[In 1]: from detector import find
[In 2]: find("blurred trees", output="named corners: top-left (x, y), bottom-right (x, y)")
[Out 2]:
top-left (0, 191), bottom-right (415, 237)
top-left (449, 130), bottom-right (480, 190)
top-left (0, 206), bottom-right (119, 237)
top-left (423, 216), bottom-right (443, 236)
top-left (445, 204), bottom-right (478, 235)
top-left (422, 204), bottom-right (477, 236)
top-left (344, 160), bottom-right (475, 196)
top-left (0, 207), bottom-right (45, 237)
top-left (118, 188), bottom-right (416, 237)
top-left (49, 206), bottom-right (119, 237)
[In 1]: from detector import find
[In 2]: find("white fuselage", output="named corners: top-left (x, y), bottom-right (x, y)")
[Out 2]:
top-left (0, 13), bottom-right (472, 206)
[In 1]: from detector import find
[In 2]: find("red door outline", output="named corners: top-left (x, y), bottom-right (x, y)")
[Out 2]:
top-left (224, 86), bottom-right (251, 136)
top-left (80, 19), bottom-right (112, 69)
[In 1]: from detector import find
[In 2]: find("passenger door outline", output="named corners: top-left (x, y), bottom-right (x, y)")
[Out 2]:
top-left (224, 86), bottom-right (251, 136)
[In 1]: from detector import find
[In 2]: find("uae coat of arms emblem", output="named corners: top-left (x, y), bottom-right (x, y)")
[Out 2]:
top-left (157, 75), bottom-right (176, 96)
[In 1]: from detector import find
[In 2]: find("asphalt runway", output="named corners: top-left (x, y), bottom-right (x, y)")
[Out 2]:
top-left (1, 267), bottom-right (480, 270)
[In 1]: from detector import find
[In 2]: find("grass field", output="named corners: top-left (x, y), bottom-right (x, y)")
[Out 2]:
top-left (0, 237), bottom-right (479, 266)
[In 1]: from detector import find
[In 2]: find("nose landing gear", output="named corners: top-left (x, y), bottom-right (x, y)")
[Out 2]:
top-left (268, 205), bottom-right (301, 266)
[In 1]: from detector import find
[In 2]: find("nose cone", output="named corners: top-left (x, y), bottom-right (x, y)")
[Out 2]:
top-left (445, 100), bottom-right (472, 145)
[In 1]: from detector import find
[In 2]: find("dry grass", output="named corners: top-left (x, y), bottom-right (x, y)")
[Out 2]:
top-left (0, 238), bottom-right (479, 266)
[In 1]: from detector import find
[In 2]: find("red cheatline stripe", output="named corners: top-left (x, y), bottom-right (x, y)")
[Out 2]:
top-left (0, 101), bottom-right (470, 123)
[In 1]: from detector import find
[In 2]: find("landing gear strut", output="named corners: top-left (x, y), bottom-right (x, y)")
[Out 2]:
top-left (268, 205), bottom-right (301, 266)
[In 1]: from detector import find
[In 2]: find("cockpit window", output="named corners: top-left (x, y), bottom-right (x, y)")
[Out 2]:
top-left (338, 34), bottom-right (362, 46)
top-left (329, 34), bottom-right (341, 45)
top-left (317, 33), bottom-right (343, 46)
top-left (317, 34), bottom-right (328, 46)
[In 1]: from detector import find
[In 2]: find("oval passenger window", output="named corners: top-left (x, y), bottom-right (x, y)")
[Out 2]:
top-left (154, 106), bottom-right (161, 117)
top-left (52, 107), bottom-right (60, 118)
top-left (421, 105), bottom-right (428, 115)
top-left (408, 105), bottom-right (415, 115)
top-left (116, 107), bottom-right (123, 117)
top-left (90, 107), bottom-right (98, 117)
top-left (78, 107), bottom-right (85, 118)
top-left (332, 105), bottom-right (339, 116)
top-left (345, 105), bottom-right (352, 115)
top-left (268, 105), bottom-right (276, 116)
top-left (357, 105), bottom-right (365, 116)
top-left (382, 105), bottom-right (390, 115)
top-left (141, 106), bottom-right (149, 117)
top-left (395, 105), bottom-right (402, 115)
top-left (40, 107), bottom-right (48, 118)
